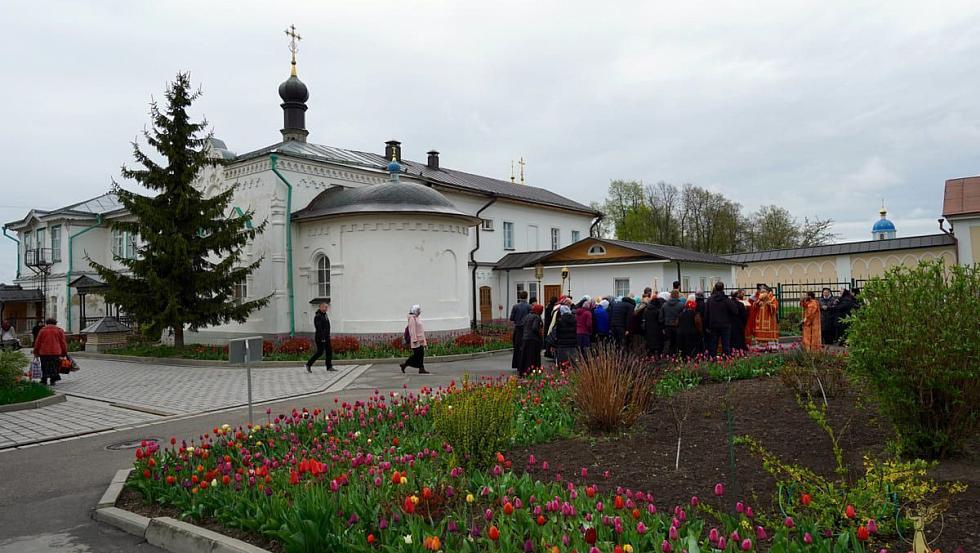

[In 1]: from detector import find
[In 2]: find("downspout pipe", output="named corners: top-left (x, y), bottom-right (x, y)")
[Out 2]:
top-left (66, 215), bottom-right (103, 333)
top-left (470, 196), bottom-right (498, 329)
top-left (269, 154), bottom-right (296, 336)
top-left (2, 226), bottom-right (20, 280)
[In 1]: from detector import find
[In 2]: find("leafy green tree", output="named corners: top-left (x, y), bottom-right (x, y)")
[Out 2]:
top-left (846, 260), bottom-right (980, 458)
top-left (90, 73), bottom-right (268, 347)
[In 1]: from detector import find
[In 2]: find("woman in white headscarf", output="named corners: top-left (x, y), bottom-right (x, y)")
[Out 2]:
top-left (400, 305), bottom-right (430, 374)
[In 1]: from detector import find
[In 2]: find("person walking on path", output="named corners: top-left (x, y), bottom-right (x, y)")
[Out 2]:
top-left (519, 303), bottom-right (545, 376)
top-left (553, 305), bottom-right (578, 366)
top-left (400, 305), bottom-right (430, 374)
top-left (660, 290), bottom-right (684, 355)
top-left (305, 302), bottom-right (335, 372)
top-left (818, 287), bottom-right (838, 345)
top-left (575, 299), bottom-right (593, 353)
top-left (704, 282), bottom-right (738, 357)
top-left (509, 291), bottom-right (531, 370)
top-left (33, 318), bottom-right (67, 386)
top-left (801, 291), bottom-right (822, 351)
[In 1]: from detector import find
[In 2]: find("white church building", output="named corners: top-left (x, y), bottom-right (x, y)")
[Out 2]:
top-left (2, 53), bottom-right (743, 342)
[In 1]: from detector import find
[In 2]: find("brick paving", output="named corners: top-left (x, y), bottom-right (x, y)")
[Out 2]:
top-left (0, 358), bottom-right (365, 449)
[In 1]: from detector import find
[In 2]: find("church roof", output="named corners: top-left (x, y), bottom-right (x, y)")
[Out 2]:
top-left (495, 238), bottom-right (740, 270)
top-left (724, 233), bottom-right (955, 263)
top-left (0, 284), bottom-right (44, 303)
top-left (292, 181), bottom-right (479, 223)
top-left (236, 141), bottom-right (597, 215)
top-left (80, 316), bottom-right (131, 334)
top-left (4, 192), bottom-right (127, 228)
top-left (943, 175), bottom-right (980, 218)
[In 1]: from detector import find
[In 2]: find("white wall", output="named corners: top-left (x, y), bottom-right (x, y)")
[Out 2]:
top-left (949, 215), bottom-right (979, 265)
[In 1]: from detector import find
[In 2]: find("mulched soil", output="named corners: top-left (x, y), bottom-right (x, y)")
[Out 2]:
top-left (509, 378), bottom-right (980, 552)
top-left (116, 486), bottom-right (285, 553)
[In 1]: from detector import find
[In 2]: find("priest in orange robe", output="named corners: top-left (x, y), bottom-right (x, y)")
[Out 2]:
top-left (753, 285), bottom-right (779, 346)
top-left (800, 291), bottom-right (822, 351)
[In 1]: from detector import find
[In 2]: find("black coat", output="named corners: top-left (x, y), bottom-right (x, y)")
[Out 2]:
top-left (554, 313), bottom-right (578, 347)
top-left (643, 300), bottom-right (664, 351)
top-left (521, 313), bottom-right (543, 342)
top-left (510, 301), bottom-right (531, 326)
top-left (313, 310), bottom-right (330, 342)
top-left (731, 300), bottom-right (748, 350)
top-left (704, 291), bottom-right (738, 330)
top-left (660, 298), bottom-right (683, 327)
top-left (609, 298), bottom-right (635, 330)
top-left (543, 301), bottom-right (557, 334)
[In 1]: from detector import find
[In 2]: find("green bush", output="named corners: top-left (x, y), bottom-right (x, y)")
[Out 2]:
top-left (432, 377), bottom-right (516, 470)
top-left (847, 260), bottom-right (980, 458)
top-left (778, 310), bottom-right (802, 336)
top-left (0, 351), bottom-right (29, 390)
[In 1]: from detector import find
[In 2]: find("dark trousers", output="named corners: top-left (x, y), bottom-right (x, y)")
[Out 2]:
top-left (511, 326), bottom-right (525, 369)
top-left (405, 346), bottom-right (425, 370)
top-left (306, 339), bottom-right (333, 369)
top-left (40, 355), bottom-right (61, 384)
top-left (664, 326), bottom-right (678, 355)
top-left (611, 327), bottom-right (626, 347)
top-left (519, 338), bottom-right (542, 376)
top-left (708, 327), bottom-right (732, 357)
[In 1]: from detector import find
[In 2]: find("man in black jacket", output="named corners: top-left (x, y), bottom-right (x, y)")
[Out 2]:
top-left (704, 282), bottom-right (738, 357)
top-left (509, 291), bottom-right (531, 370)
top-left (609, 296), bottom-right (635, 347)
top-left (306, 302), bottom-right (336, 372)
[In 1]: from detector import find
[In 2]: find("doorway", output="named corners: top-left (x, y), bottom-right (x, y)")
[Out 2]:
top-left (479, 286), bottom-right (492, 321)
top-left (543, 284), bottom-right (562, 303)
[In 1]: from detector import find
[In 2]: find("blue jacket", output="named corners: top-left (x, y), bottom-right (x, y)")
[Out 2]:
top-left (593, 305), bottom-right (610, 334)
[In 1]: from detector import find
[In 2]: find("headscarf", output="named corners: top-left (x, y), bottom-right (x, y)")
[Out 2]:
top-left (559, 305), bottom-right (571, 315)
top-left (409, 304), bottom-right (421, 315)
top-left (580, 295), bottom-right (591, 304)
top-left (531, 303), bottom-right (544, 315)
top-left (599, 299), bottom-right (609, 309)
top-left (687, 294), bottom-right (696, 303)
top-left (659, 291), bottom-right (670, 301)
top-left (685, 299), bottom-right (697, 310)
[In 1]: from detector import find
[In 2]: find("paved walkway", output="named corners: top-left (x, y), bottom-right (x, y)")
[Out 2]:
top-left (0, 358), bottom-right (368, 449)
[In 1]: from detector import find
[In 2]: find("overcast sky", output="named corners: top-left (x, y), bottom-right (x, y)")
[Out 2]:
top-left (2, 1), bottom-right (979, 283)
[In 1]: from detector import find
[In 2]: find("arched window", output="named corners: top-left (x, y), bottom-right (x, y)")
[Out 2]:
top-left (316, 255), bottom-right (331, 299)
top-left (588, 245), bottom-right (607, 256)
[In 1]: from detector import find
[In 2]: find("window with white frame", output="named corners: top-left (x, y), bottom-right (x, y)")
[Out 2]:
top-left (316, 255), bottom-right (331, 299)
top-left (232, 280), bottom-right (247, 305)
top-left (571, 230), bottom-right (580, 243)
top-left (615, 278), bottom-right (630, 298)
top-left (481, 219), bottom-right (494, 231)
top-left (112, 229), bottom-right (125, 258)
top-left (516, 282), bottom-right (525, 300)
top-left (23, 231), bottom-right (32, 262)
top-left (550, 228), bottom-right (560, 250)
top-left (503, 222), bottom-right (514, 250)
top-left (50, 225), bottom-right (62, 262)
top-left (126, 233), bottom-right (139, 259)
top-left (527, 281), bottom-right (538, 302)
top-left (35, 228), bottom-right (45, 261)
top-left (587, 245), bottom-right (606, 256)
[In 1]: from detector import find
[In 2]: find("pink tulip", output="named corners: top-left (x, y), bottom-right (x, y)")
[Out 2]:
top-left (636, 522), bottom-right (647, 534)
top-left (669, 526), bottom-right (679, 540)
top-left (714, 483), bottom-right (724, 497)
top-left (803, 533), bottom-right (813, 544)
top-left (690, 495), bottom-right (699, 506)
top-left (755, 526), bottom-right (767, 540)
top-left (741, 538), bottom-right (753, 551)
top-left (717, 537), bottom-right (727, 550)
top-left (784, 517), bottom-right (795, 529)
top-left (736, 501), bottom-right (744, 513)
top-left (867, 519), bottom-right (878, 534)
top-left (709, 528), bottom-right (720, 543)
top-left (661, 540), bottom-right (671, 553)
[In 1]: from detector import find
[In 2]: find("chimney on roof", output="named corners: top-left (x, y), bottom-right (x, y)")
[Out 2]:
top-left (426, 150), bottom-right (440, 170)
top-left (384, 140), bottom-right (402, 163)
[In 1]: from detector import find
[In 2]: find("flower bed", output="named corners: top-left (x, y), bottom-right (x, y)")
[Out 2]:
top-left (0, 381), bottom-right (53, 406)
top-left (122, 362), bottom-right (975, 553)
top-left (103, 332), bottom-right (511, 361)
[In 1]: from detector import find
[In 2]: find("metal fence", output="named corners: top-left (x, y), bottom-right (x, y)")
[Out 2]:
top-left (773, 280), bottom-right (867, 319)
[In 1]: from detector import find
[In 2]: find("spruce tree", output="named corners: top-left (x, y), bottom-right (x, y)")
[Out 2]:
top-left (90, 73), bottom-right (268, 347)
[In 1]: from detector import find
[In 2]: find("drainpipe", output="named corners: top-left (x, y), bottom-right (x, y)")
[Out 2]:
top-left (2, 226), bottom-right (20, 279)
top-left (269, 155), bottom-right (296, 336)
top-left (66, 215), bottom-right (103, 333)
top-left (938, 217), bottom-right (959, 264)
top-left (676, 262), bottom-right (682, 291)
top-left (470, 196), bottom-right (498, 329)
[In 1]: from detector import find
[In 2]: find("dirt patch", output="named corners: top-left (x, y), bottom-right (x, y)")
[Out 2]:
top-left (509, 378), bottom-right (980, 552)
top-left (115, 486), bottom-right (284, 553)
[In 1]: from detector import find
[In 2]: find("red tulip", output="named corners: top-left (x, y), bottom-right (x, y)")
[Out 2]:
top-left (845, 504), bottom-right (856, 519)
top-left (422, 487), bottom-right (433, 500)
top-left (403, 496), bottom-right (416, 514)
top-left (367, 534), bottom-right (375, 545)
top-left (801, 493), bottom-right (811, 507)
top-left (537, 515), bottom-right (546, 526)
top-left (391, 471), bottom-right (401, 485)
top-left (504, 502), bottom-right (514, 516)
top-left (585, 527), bottom-right (597, 545)
top-left (614, 495), bottom-right (625, 509)
top-left (856, 526), bottom-right (869, 541)
top-left (489, 525), bottom-right (500, 541)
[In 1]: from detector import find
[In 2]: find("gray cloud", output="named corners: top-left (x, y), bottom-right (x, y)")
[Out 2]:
top-left (2, 1), bottom-right (979, 283)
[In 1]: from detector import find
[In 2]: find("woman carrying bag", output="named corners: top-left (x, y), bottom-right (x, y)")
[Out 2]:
top-left (33, 318), bottom-right (67, 386)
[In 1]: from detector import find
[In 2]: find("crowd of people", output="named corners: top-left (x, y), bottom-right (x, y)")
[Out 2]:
top-left (510, 280), bottom-right (860, 374)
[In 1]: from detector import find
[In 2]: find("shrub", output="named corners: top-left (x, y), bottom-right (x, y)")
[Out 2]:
top-left (0, 351), bottom-right (29, 389)
top-left (330, 336), bottom-right (360, 354)
top-left (432, 377), bottom-right (516, 470)
top-left (453, 333), bottom-right (485, 347)
top-left (846, 260), bottom-right (980, 458)
top-left (572, 343), bottom-right (655, 431)
top-left (779, 348), bottom-right (849, 400)
top-left (779, 310), bottom-right (802, 336)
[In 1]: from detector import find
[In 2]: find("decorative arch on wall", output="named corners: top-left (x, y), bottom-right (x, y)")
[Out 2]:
top-left (851, 258), bottom-right (869, 278)
top-left (437, 249), bottom-right (459, 301)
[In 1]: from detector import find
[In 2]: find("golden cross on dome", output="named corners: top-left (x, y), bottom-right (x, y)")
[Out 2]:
top-left (284, 24), bottom-right (302, 75)
top-left (518, 156), bottom-right (526, 184)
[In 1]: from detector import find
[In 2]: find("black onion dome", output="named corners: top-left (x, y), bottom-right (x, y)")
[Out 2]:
top-left (278, 75), bottom-right (309, 103)
top-left (293, 182), bottom-right (479, 223)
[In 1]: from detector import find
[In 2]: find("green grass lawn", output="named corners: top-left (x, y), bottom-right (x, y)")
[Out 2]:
top-left (0, 382), bottom-right (54, 405)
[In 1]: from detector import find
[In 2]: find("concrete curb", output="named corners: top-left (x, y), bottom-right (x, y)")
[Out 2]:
top-left (92, 468), bottom-right (272, 553)
top-left (0, 392), bottom-right (66, 413)
top-left (71, 348), bottom-right (512, 368)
